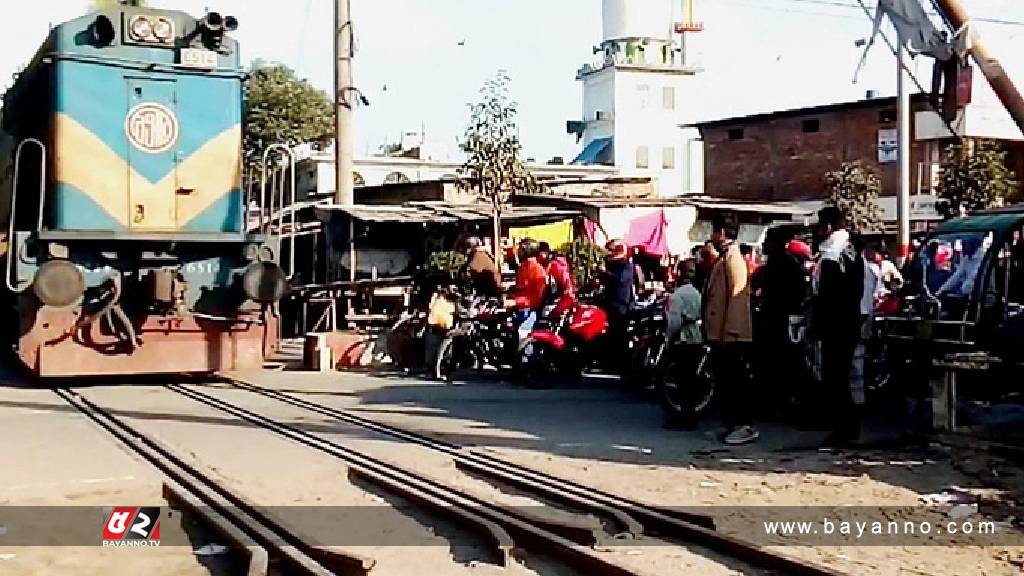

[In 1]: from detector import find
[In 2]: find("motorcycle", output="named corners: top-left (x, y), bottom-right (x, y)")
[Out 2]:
top-left (434, 296), bottom-right (518, 381)
top-left (516, 297), bottom-right (609, 388)
top-left (624, 292), bottom-right (669, 390)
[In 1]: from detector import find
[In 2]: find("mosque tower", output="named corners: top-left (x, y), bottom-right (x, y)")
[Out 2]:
top-left (567, 0), bottom-right (704, 196)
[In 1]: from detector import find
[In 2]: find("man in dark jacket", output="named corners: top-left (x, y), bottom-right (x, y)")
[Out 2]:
top-left (812, 207), bottom-right (865, 445)
top-left (601, 239), bottom-right (635, 374)
top-left (751, 234), bottom-right (811, 415)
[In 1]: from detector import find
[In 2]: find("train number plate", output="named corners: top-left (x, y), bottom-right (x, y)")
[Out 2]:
top-left (180, 48), bottom-right (218, 69)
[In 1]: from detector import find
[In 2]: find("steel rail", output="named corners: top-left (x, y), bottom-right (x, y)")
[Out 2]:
top-left (55, 387), bottom-right (367, 576)
top-left (223, 378), bottom-right (850, 576)
top-left (167, 383), bottom-right (662, 576)
top-left (162, 482), bottom-right (270, 576)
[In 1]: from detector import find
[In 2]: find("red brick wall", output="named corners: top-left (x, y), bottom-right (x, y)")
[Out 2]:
top-left (702, 102), bottom-right (928, 201)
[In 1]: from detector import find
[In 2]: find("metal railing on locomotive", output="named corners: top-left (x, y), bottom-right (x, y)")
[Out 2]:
top-left (5, 138), bottom-right (46, 293)
top-left (252, 144), bottom-right (296, 280)
top-left (253, 144), bottom-right (297, 341)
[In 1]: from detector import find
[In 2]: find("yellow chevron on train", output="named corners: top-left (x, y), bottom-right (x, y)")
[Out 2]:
top-left (54, 113), bottom-right (242, 231)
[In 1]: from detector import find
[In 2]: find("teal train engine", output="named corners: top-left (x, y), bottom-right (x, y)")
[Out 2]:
top-left (0, 7), bottom-right (288, 376)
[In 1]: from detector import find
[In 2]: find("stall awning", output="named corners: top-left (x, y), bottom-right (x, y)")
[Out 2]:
top-left (315, 202), bottom-right (580, 226)
top-left (572, 138), bottom-right (612, 165)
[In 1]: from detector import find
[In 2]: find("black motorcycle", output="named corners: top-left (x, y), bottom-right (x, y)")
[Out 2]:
top-left (434, 296), bottom-right (518, 381)
top-left (624, 293), bottom-right (669, 390)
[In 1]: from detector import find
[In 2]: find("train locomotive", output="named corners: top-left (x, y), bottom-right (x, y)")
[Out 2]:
top-left (0, 6), bottom-right (288, 377)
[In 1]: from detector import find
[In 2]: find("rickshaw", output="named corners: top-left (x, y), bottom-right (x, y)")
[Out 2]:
top-left (878, 207), bottom-right (1024, 371)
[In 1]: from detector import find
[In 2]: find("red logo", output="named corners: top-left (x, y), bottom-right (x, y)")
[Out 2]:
top-left (102, 507), bottom-right (161, 546)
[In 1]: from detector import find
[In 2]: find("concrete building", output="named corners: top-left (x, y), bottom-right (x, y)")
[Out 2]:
top-left (691, 92), bottom-right (1024, 232)
top-left (291, 150), bottom-right (618, 201)
top-left (566, 0), bottom-right (705, 197)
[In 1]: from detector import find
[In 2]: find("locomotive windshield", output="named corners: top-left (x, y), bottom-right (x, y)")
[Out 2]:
top-left (910, 231), bottom-right (994, 300)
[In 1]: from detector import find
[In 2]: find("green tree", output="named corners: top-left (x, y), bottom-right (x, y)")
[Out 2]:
top-left (558, 239), bottom-right (605, 289)
top-left (937, 138), bottom-right (1019, 218)
top-left (243, 63), bottom-right (333, 168)
top-left (458, 70), bottom-right (541, 266)
top-left (90, 0), bottom-right (146, 9)
top-left (823, 161), bottom-right (885, 234)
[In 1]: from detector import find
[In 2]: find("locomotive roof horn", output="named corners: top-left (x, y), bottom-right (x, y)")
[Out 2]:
top-left (199, 12), bottom-right (238, 50)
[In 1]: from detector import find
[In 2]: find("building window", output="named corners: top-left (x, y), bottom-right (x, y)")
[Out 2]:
top-left (879, 109), bottom-right (897, 123)
top-left (637, 84), bottom-right (651, 108)
top-left (801, 119), bottom-right (820, 133)
top-left (662, 147), bottom-right (675, 169)
top-left (662, 86), bottom-right (675, 110)
top-left (636, 146), bottom-right (649, 169)
top-left (727, 128), bottom-right (744, 141)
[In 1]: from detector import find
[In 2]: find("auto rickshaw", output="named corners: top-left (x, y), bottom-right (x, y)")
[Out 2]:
top-left (878, 207), bottom-right (1024, 368)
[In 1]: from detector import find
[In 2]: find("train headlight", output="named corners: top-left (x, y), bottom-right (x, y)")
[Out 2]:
top-left (129, 16), bottom-right (154, 41)
top-left (241, 262), bottom-right (288, 304)
top-left (152, 18), bottom-right (174, 42)
top-left (32, 261), bottom-right (86, 308)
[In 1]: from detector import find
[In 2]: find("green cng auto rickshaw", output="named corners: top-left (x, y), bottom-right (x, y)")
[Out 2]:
top-left (878, 208), bottom-right (1024, 367)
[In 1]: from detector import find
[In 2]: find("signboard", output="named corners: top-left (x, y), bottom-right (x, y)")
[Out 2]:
top-left (878, 128), bottom-right (897, 163)
top-left (180, 48), bottom-right (218, 69)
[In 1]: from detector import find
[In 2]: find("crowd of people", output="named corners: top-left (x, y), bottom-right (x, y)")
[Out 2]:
top-left (429, 207), bottom-right (908, 447)
top-left (668, 208), bottom-right (906, 446)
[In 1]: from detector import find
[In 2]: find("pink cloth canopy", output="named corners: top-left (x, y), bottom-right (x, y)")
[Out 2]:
top-left (624, 209), bottom-right (669, 256)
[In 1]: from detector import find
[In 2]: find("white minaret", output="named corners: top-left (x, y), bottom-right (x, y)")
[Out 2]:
top-left (568, 0), bottom-right (704, 196)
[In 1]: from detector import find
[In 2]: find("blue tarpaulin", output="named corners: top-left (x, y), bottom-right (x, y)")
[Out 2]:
top-left (572, 137), bottom-right (612, 165)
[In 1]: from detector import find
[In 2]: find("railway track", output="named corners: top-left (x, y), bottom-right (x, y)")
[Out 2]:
top-left (182, 378), bottom-right (848, 576)
top-left (166, 382), bottom-right (665, 576)
top-left (55, 387), bottom-right (375, 576)
top-left (60, 376), bottom-right (852, 576)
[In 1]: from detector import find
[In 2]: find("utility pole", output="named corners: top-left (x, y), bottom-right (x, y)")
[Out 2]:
top-left (334, 0), bottom-right (355, 206)
top-left (897, 35), bottom-right (912, 265)
top-left (932, 0), bottom-right (1024, 135)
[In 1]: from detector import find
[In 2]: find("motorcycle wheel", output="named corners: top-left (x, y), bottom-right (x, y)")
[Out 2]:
top-left (516, 337), bottom-right (558, 389)
top-left (434, 336), bottom-right (475, 382)
top-left (625, 338), bottom-right (662, 391)
top-left (387, 316), bottom-right (425, 371)
top-left (657, 347), bottom-right (715, 420)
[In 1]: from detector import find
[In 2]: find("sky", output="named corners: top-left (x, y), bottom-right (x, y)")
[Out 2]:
top-left (2, 0), bottom-right (1023, 163)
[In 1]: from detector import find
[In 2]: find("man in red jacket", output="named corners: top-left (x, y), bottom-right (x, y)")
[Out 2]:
top-left (506, 238), bottom-right (548, 340)
top-left (538, 242), bottom-right (576, 319)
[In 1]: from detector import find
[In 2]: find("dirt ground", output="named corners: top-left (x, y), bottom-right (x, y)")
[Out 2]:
top-left (222, 368), bottom-right (1024, 576)
top-left (0, 387), bottom-right (219, 576)
top-left (3, 364), bottom-right (1024, 575)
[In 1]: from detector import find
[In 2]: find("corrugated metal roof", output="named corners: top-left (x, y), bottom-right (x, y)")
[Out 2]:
top-left (314, 202), bottom-right (579, 225)
top-left (688, 198), bottom-right (814, 216)
top-left (315, 204), bottom-right (458, 223)
top-left (519, 193), bottom-right (813, 216)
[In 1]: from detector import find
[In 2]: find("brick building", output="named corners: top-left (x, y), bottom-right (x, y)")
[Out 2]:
top-left (691, 93), bottom-right (1024, 232)
top-left (692, 93), bottom-right (939, 202)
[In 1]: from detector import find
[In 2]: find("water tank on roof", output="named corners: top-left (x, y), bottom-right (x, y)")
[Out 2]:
top-left (602, 0), bottom-right (673, 42)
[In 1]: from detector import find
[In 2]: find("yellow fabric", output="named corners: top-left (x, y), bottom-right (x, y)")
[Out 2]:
top-left (427, 295), bottom-right (456, 330)
top-left (509, 220), bottom-right (574, 248)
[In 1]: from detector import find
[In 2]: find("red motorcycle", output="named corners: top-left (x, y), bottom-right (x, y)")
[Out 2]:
top-left (516, 297), bottom-right (609, 388)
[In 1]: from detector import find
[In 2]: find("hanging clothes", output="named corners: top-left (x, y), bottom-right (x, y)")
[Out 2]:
top-left (624, 209), bottom-right (670, 256)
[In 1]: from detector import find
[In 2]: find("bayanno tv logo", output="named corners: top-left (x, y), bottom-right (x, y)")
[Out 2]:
top-left (102, 507), bottom-right (162, 547)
